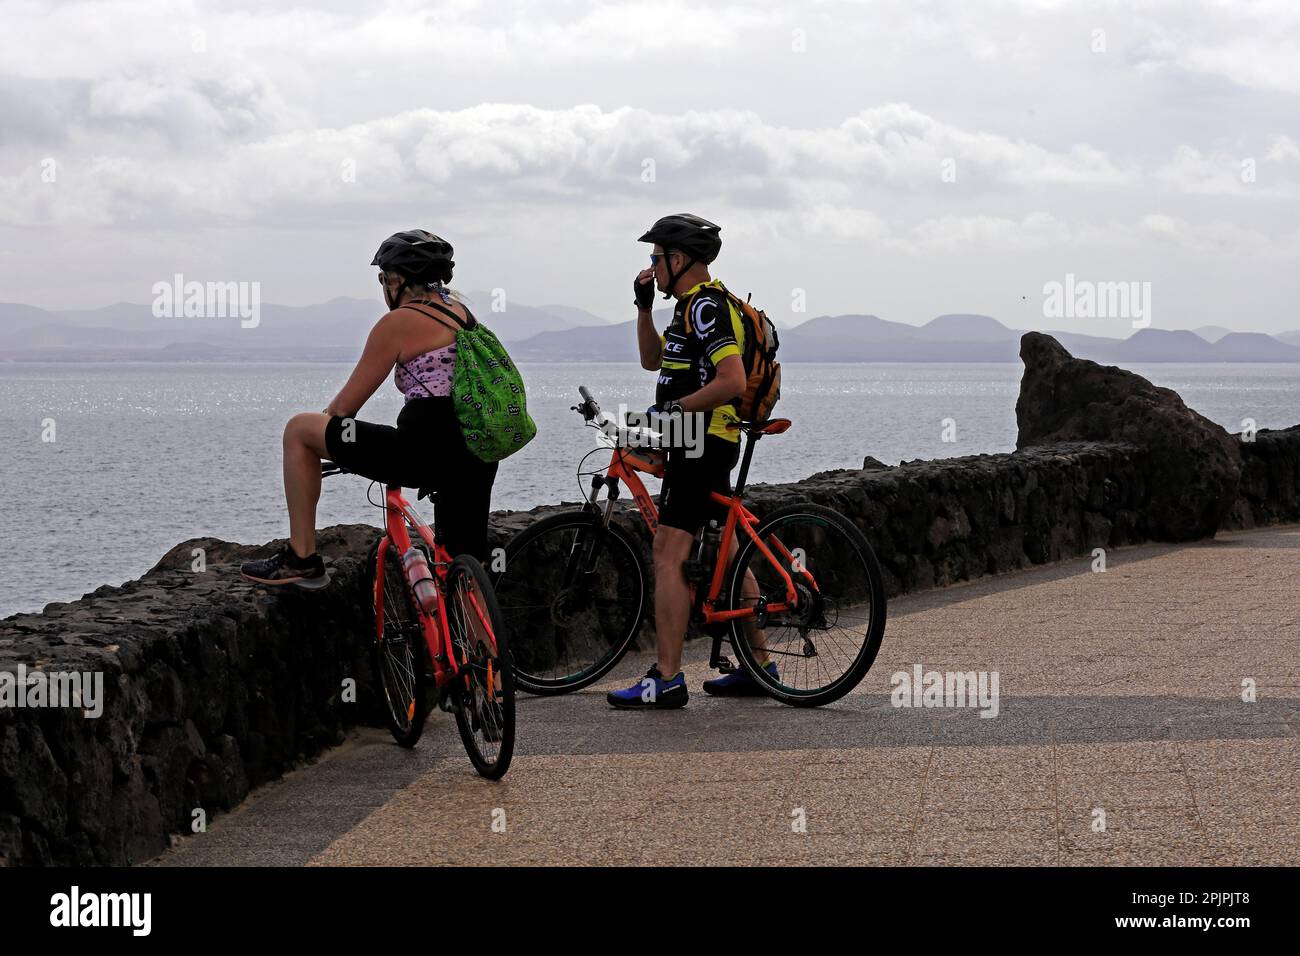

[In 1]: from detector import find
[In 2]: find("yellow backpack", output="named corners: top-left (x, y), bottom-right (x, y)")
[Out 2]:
top-left (687, 285), bottom-right (782, 423)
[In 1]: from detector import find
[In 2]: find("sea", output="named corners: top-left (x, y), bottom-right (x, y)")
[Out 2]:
top-left (1, 361), bottom-right (1296, 618)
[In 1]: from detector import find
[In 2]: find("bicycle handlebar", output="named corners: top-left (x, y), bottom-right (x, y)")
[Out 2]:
top-left (573, 385), bottom-right (600, 422)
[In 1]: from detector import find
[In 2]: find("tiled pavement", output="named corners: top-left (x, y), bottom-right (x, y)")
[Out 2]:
top-left (152, 525), bottom-right (1299, 866)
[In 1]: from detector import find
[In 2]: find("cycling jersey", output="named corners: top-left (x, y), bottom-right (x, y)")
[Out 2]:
top-left (654, 279), bottom-right (747, 443)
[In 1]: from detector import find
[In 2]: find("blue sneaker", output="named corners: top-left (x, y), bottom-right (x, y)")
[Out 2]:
top-left (606, 666), bottom-right (688, 709)
top-left (702, 661), bottom-right (778, 696)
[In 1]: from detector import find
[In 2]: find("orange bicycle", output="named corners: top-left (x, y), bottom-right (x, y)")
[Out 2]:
top-left (322, 461), bottom-right (515, 778)
top-left (493, 386), bottom-right (887, 706)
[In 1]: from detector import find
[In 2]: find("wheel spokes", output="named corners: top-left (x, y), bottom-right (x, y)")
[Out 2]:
top-left (450, 571), bottom-right (503, 761)
top-left (741, 519), bottom-right (880, 696)
top-left (496, 523), bottom-right (642, 685)
top-left (378, 561), bottom-right (421, 731)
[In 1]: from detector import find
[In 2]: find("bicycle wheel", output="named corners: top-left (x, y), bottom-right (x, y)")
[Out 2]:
top-left (446, 554), bottom-right (516, 779)
top-left (725, 503), bottom-right (887, 707)
top-left (492, 512), bottom-right (648, 695)
top-left (367, 535), bottom-right (429, 747)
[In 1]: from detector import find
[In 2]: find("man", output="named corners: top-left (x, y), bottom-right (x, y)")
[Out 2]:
top-left (607, 213), bottom-right (776, 709)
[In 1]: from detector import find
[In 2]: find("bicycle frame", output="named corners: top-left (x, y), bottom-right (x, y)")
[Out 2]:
top-left (372, 483), bottom-right (488, 693)
top-left (586, 436), bottom-right (815, 632)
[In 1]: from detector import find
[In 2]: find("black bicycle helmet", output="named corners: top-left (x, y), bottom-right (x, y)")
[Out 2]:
top-left (371, 229), bottom-right (455, 283)
top-left (638, 213), bottom-right (722, 264)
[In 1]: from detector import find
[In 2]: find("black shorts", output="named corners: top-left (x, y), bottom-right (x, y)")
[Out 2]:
top-left (325, 397), bottom-right (498, 560)
top-left (657, 436), bottom-right (740, 535)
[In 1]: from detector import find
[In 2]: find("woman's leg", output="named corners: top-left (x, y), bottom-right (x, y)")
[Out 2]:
top-left (283, 412), bottom-right (331, 558)
top-left (438, 459), bottom-right (498, 561)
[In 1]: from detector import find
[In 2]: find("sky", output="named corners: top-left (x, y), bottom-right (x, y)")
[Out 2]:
top-left (1, 0), bottom-right (1298, 334)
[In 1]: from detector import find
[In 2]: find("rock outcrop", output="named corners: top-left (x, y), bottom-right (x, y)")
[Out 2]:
top-left (1224, 424), bottom-right (1300, 528)
top-left (1016, 332), bottom-right (1243, 541)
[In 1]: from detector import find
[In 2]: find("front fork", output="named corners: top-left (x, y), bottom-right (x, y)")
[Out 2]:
top-left (594, 473), bottom-right (620, 525)
top-left (558, 474), bottom-right (617, 588)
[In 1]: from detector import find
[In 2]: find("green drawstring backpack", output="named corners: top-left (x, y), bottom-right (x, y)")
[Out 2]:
top-left (399, 300), bottom-right (537, 462)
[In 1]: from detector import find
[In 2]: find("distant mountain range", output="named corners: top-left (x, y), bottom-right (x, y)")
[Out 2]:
top-left (1, 297), bottom-right (1298, 364)
top-left (508, 311), bottom-right (1300, 364)
top-left (0, 292), bottom-right (620, 360)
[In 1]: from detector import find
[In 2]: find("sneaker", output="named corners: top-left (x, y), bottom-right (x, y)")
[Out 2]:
top-left (606, 665), bottom-right (688, 709)
top-left (702, 661), bottom-right (778, 696)
top-left (240, 545), bottom-right (329, 590)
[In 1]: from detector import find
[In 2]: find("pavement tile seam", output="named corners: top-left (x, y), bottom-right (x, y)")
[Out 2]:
top-left (1050, 730), bottom-right (1063, 865)
top-left (902, 745), bottom-right (937, 864)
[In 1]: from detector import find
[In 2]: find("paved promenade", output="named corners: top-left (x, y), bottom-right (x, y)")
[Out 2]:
top-left (153, 526), bottom-right (1299, 866)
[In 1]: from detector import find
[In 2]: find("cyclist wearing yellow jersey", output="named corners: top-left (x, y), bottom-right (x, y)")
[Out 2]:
top-left (608, 213), bottom-right (776, 709)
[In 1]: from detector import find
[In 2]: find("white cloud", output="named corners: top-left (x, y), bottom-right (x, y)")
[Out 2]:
top-left (0, 0), bottom-right (783, 79)
top-left (1177, 36), bottom-right (1300, 95)
top-left (715, 206), bottom-right (1300, 261)
top-left (1133, 213), bottom-right (1300, 257)
top-left (0, 103), bottom-right (1143, 229)
top-left (1154, 142), bottom-right (1300, 197)
top-left (1265, 135), bottom-right (1300, 163)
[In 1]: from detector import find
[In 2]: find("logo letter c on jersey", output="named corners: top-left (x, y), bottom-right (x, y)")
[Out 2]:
top-left (690, 298), bottom-right (717, 335)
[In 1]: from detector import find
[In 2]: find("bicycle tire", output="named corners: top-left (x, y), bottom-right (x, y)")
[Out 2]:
top-left (447, 554), bottom-right (516, 779)
top-left (725, 503), bottom-right (887, 707)
top-left (366, 535), bottom-right (430, 747)
top-left (493, 511), bottom-right (648, 695)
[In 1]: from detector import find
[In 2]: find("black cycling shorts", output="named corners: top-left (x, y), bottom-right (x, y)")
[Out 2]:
top-left (657, 436), bottom-right (740, 535)
top-left (325, 397), bottom-right (498, 560)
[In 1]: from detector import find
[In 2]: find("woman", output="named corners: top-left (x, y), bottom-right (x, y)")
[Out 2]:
top-left (240, 230), bottom-right (498, 589)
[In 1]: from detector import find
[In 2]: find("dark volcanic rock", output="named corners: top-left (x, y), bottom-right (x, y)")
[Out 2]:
top-left (1223, 425), bottom-right (1300, 528)
top-left (0, 524), bottom-right (383, 866)
top-left (1016, 332), bottom-right (1242, 540)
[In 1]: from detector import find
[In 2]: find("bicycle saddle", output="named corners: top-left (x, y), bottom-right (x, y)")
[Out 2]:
top-left (728, 418), bottom-right (792, 436)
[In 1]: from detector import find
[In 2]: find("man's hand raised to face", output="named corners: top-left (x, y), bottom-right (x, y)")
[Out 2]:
top-left (633, 268), bottom-right (656, 310)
